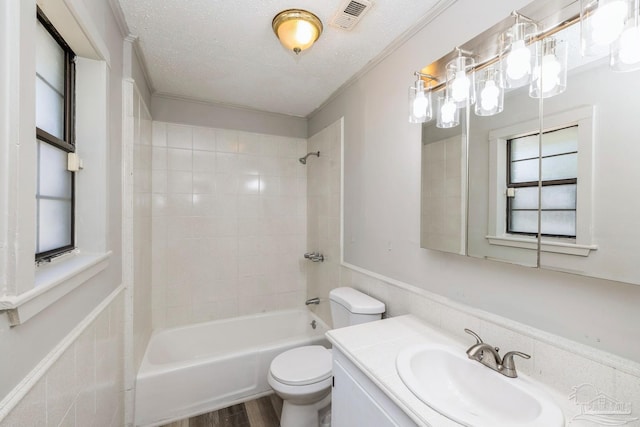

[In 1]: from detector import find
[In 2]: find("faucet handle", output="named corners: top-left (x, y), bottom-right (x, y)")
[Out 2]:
top-left (501, 351), bottom-right (531, 378)
top-left (464, 328), bottom-right (483, 344)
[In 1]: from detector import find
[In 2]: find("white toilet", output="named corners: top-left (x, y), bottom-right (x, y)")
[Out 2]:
top-left (268, 287), bottom-right (385, 427)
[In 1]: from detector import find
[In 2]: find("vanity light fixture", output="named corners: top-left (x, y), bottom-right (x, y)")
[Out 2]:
top-left (475, 65), bottom-right (504, 116)
top-left (436, 89), bottom-right (460, 129)
top-left (409, 73), bottom-right (437, 123)
top-left (611, 0), bottom-right (640, 71)
top-left (530, 37), bottom-right (568, 98)
top-left (446, 49), bottom-right (476, 107)
top-left (502, 15), bottom-right (538, 88)
top-left (272, 9), bottom-right (323, 55)
top-left (581, 0), bottom-right (629, 56)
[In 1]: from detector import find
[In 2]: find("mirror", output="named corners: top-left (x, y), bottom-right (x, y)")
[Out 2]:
top-left (420, 114), bottom-right (467, 255)
top-left (420, 0), bottom-right (640, 285)
top-left (466, 79), bottom-right (541, 267)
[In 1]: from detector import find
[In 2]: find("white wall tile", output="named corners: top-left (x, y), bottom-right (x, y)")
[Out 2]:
top-left (152, 122), bottom-right (167, 147)
top-left (167, 124), bottom-right (193, 149)
top-left (193, 126), bottom-right (216, 151)
top-left (2, 296), bottom-right (125, 427)
top-left (216, 129), bottom-right (239, 153)
top-left (152, 122), bottom-right (308, 328)
top-left (167, 148), bottom-right (192, 171)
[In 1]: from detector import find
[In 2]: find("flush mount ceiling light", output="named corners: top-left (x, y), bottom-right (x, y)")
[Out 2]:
top-left (272, 9), bottom-right (323, 55)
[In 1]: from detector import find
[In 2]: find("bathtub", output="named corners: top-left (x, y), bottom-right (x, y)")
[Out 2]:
top-left (134, 308), bottom-right (330, 426)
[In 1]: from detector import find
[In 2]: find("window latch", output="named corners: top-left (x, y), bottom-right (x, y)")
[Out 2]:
top-left (67, 153), bottom-right (83, 172)
top-left (506, 187), bottom-right (516, 198)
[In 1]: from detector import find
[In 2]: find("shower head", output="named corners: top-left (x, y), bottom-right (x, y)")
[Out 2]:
top-left (299, 151), bottom-right (320, 164)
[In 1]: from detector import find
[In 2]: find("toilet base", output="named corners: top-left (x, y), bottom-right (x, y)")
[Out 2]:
top-left (280, 392), bottom-right (331, 427)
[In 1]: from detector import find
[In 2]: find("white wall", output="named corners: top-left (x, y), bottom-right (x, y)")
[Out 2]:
top-left (308, 0), bottom-right (640, 362)
top-left (151, 122), bottom-right (308, 328)
top-left (152, 95), bottom-right (307, 139)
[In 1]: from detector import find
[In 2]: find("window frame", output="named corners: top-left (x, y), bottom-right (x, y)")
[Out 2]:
top-left (486, 105), bottom-right (597, 257)
top-left (35, 7), bottom-right (77, 262)
top-left (505, 125), bottom-right (578, 238)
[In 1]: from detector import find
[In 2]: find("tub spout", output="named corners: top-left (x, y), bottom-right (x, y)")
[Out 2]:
top-left (305, 297), bottom-right (320, 305)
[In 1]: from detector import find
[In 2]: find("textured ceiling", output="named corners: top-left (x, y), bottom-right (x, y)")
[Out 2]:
top-left (117, 0), bottom-right (443, 117)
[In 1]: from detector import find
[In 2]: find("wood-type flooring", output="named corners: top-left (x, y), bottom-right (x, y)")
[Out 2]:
top-left (161, 395), bottom-right (282, 427)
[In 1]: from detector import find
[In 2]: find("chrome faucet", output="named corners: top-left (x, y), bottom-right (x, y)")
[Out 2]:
top-left (304, 252), bottom-right (324, 262)
top-left (305, 297), bottom-right (320, 305)
top-left (464, 329), bottom-right (530, 378)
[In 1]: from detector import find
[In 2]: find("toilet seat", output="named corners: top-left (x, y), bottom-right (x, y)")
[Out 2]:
top-left (270, 345), bottom-right (332, 386)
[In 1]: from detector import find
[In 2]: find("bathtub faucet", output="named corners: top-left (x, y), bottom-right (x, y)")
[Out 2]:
top-left (304, 252), bottom-right (324, 262)
top-left (305, 297), bottom-right (320, 305)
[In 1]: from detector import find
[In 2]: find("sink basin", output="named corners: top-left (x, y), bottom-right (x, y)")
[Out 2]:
top-left (396, 343), bottom-right (564, 427)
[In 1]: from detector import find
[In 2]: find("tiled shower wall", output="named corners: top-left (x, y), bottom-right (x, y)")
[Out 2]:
top-left (151, 122), bottom-right (308, 328)
top-left (306, 119), bottom-right (343, 326)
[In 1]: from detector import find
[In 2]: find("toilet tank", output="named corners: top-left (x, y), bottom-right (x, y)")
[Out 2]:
top-left (329, 287), bottom-right (385, 329)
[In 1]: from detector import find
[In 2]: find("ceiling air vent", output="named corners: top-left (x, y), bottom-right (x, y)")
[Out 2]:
top-left (330, 0), bottom-right (372, 31)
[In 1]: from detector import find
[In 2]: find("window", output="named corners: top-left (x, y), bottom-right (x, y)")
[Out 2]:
top-left (486, 106), bottom-right (596, 257)
top-left (35, 9), bottom-right (76, 261)
top-left (506, 126), bottom-right (578, 238)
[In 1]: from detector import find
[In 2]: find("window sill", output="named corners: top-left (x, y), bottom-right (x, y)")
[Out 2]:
top-left (486, 235), bottom-right (598, 256)
top-left (0, 251), bottom-right (111, 326)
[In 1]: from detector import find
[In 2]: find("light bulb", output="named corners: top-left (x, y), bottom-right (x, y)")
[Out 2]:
top-left (412, 91), bottom-right (429, 119)
top-left (441, 99), bottom-right (457, 124)
top-left (295, 20), bottom-right (314, 45)
top-left (506, 40), bottom-right (531, 80)
top-left (451, 71), bottom-right (470, 103)
top-left (619, 26), bottom-right (640, 65)
top-left (590, 0), bottom-right (628, 45)
top-left (480, 80), bottom-right (500, 111)
top-left (541, 54), bottom-right (562, 93)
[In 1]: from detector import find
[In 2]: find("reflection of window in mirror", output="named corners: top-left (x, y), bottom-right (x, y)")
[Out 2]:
top-left (487, 106), bottom-right (597, 257)
top-left (507, 126), bottom-right (577, 238)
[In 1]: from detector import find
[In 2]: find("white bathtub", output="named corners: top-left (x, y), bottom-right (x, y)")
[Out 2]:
top-left (134, 309), bottom-right (330, 426)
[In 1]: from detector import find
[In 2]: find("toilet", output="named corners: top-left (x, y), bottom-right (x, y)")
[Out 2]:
top-left (268, 287), bottom-right (385, 427)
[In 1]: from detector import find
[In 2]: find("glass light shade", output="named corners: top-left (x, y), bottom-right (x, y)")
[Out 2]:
top-left (409, 79), bottom-right (433, 123)
top-left (436, 94), bottom-right (460, 128)
top-left (611, 1), bottom-right (640, 71)
top-left (501, 22), bottom-right (538, 89)
top-left (475, 66), bottom-right (504, 116)
top-left (272, 10), bottom-right (323, 55)
top-left (530, 37), bottom-right (568, 98)
top-left (446, 55), bottom-right (475, 107)
top-left (581, 0), bottom-right (629, 56)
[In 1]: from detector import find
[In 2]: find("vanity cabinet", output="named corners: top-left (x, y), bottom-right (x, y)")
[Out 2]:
top-left (331, 349), bottom-right (417, 427)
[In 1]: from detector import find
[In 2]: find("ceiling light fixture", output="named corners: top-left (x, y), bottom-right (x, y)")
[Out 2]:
top-left (272, 9), bottom-right (323, 55)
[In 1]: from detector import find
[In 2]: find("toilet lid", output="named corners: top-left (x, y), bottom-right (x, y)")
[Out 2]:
top-left (270, 345), bottom-right (332, 386)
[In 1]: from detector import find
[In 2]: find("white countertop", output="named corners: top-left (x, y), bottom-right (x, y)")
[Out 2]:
top-left (326, 314), bottom-right (568, 427)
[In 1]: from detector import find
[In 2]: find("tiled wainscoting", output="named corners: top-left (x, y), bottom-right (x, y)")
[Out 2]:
top-left (341, 265), bottom-right (640, 424)
top-left (0, 288), bottom-right (125, 426)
